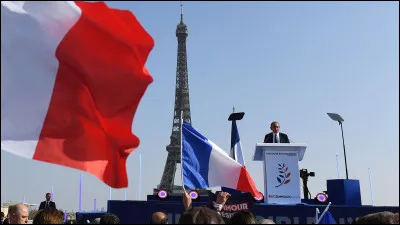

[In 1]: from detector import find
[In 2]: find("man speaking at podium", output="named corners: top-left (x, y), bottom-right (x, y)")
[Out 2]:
top-left (264, 121), bottom-right (290, 143)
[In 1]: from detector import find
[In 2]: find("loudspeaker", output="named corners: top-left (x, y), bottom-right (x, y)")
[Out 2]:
top-left (327, 179), bottom-right (362, 206)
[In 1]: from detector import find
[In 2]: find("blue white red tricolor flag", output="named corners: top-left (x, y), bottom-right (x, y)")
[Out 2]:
top-left (230, 120), bottom-right (245, 166)
top-left (181, 122), bottom-right (261, 198)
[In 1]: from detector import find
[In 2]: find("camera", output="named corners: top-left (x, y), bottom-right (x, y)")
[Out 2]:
top-left (300, 169), bottom-right (315, 178)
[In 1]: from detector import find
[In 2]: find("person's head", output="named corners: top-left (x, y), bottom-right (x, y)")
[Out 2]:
top-left (33, 208), bottom-right (64, 224)
top-left (270, 122), bottom-right (280, 134)
top-left (352, 211), bottom-right (399, 224)
top-left (257, 219), bottom-right (275, 224)
top-left (100, 214), bottom-right (120, 224)
top-left (150, 212), bottom-right (168, 224)
top-left (179, 206), bottom-right (225, 224)
top-left (228, 210), bottom-right (257, 224)
top-left (3, 218), bottom-right (10, 224)
top-left (45, 193), bottom-right (51, 201)
top-left (1, 212), bottom-right (5, 220)
top-left (8, 204), bottom-right (29, 224)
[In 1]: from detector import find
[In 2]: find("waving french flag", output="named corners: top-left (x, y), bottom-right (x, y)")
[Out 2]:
top-left (1, 1), bottom-right (153, 188)
top-left (182, 122), bottom-right (261, 198)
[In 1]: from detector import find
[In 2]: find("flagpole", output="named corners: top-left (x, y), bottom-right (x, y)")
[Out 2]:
top-left (368, 168), bottom-right (374, 206)
top-left (109, 187), bottom-right (112, 201)
top-left (51, 186), bottom-right (54, 201)
top-left (139, 153), bottom-right (142, 200)
top-left (93, 199), bottom-right (96, 212)
top-left (124, 189), bottom-right (127, 201)
top-left (79, 174), bottom-right (82, 213)
top-left (314, 208), bottom-right (320, 224)
top-left (230, 106), bottom-right (235, 160)
top-left (316, 202), bottom-right (332, 224)
top-left (180, 111), bottom-right (185, 192)
top-left (64, 210), bottom-right (67, 222)
top-left (22, 196), bottom-right (25, 205)
top-left (335, 155), bottom-right (340, 179)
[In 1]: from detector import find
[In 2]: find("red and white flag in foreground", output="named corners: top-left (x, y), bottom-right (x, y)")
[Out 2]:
top-left (1, 1), bottom-right (154, 188)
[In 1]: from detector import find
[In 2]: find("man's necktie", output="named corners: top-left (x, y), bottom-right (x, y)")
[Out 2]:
top-left (274, 134), bottom-right (278, 143)
top-left (46, 201), bottom-right (49, 209)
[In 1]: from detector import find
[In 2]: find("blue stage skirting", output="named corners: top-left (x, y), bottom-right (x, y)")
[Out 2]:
top-left (107, 200), bottom-right (399, 224)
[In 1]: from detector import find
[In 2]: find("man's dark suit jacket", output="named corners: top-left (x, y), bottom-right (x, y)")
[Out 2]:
top-left (264, 132), bottom-right (290, 143)
top-left (38, 201), bottom-right (56, 210)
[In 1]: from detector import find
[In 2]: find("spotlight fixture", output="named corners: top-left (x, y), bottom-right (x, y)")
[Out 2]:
top-left (157, 190), bottom-right (168, 199)
top-left (253, 192), bottom-right (264, 203)
top-left (315, 193), bottom-right (328, 203)
top-left (189, 190), bottom-right (199, 200)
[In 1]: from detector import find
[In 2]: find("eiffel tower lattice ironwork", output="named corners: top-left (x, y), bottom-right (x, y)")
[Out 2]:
top-left (154, 4), bottom-right (192, 194)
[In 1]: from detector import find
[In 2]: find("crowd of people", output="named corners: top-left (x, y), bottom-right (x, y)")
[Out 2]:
top-left (0, 191), bottom-right (399, 224)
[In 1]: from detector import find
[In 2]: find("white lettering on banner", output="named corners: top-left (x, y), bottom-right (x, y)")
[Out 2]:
top-left (255, 215), bottom-right (356, 224)
top-left (256, 215), bottom-right (275, 221)
top-left (220, 212), bottom-right (234, 219)
top-left (222, 203), bottom-right (249, 212)
top-left (268, 195), bottom-right (301, 199)
top-left (266, 153), bottom-right (297, 156)
top-left (276, 216), bottom-right (292, 224)
top-left (306, 217), bottom-right (316, 224)
top-left (168, 213), bottom-right (181, 224)
top-left (170, 213), bottom-right (356, 224)
top-left (217, 203), bottom-right (250, 220)
top-left (340, 217), bottom-right (354, 224)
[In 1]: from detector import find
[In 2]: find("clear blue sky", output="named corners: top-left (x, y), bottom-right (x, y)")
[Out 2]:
top-left (1, 1), bottom-right (399, 211)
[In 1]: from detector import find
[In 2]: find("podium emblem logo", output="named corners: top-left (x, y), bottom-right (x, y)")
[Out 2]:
top-left (275, 163), bottom-right (291, 187)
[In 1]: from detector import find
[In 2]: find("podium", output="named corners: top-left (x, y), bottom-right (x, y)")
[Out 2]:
top-left (253, 143), bottom-right (307, 204)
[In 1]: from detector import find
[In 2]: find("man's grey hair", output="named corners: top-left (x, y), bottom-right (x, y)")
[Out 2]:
top-left (258, 218), bottom-right (275, 224)
top-left (91, 218), bottom-right (101, 224)
top-left (353, 211), bottom-right (399, 224)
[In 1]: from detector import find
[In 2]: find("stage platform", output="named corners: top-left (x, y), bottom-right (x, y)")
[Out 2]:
top-left (91, 199), bottom-right (399, 224)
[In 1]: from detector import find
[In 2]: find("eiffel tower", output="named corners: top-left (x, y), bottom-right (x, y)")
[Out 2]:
top-left (154, 4), bottom-right (193, 195)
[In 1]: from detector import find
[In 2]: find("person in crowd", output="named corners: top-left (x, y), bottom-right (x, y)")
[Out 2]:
top-left (91, 218), bottom-right (101, 224)
top-left (2, 218), bottom-right (9, 225)
top-left (99, 214), bottom-right (120, 224)
top-left (150, 212), bottom-right (168, 224)
top-left (182, 190), bottom-right (231, 212)
top-left (352, 211), bottom-right (399, 224)
top-left (179, 206), bottom-right (225, 224)
top-left (228, 210), bottom-right (257, 224)
top-left (38, 193), bottom-right (56, 210)
top-left (183, 191), bottom-right (193, 210)
top-left (1, 212), bottom-right (5, 224)
top-left (8, 204), bottom-right (29, 224)
top-left (212, 192), bottom-right (231, 215)
top-left (33, 208), bottom-right (63, 224)
top-left (263, 121), bottom-right (290, 143)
